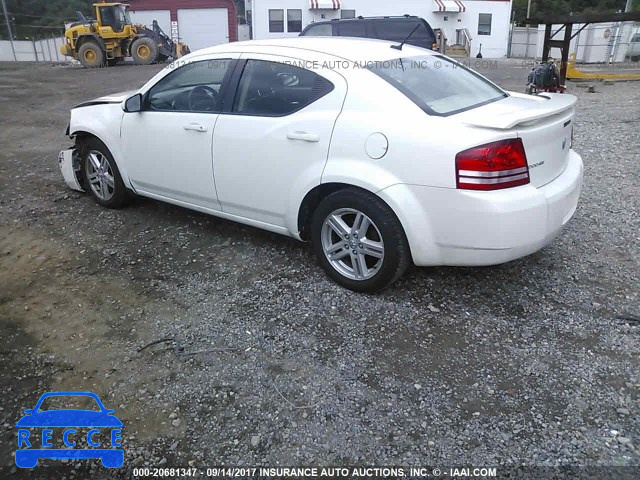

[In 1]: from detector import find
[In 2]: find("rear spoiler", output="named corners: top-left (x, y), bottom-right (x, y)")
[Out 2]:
top-left (460, 93), bottom-right (577, 130)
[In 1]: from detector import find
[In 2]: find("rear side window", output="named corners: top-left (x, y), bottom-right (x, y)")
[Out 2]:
top-left (337, 21), bottom-right (367, 38)
top-left (371, 20), bottom-right (435, 49)
top-left (368, 55), bottom-right (507, 116)
top-left (233, 60), bottom-right (334, 116)
top-left (302, 23), bottom-right (333, 36)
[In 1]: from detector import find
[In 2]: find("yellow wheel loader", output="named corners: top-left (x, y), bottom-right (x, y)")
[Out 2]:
top-left (60, 2), bottom-right (189, 67)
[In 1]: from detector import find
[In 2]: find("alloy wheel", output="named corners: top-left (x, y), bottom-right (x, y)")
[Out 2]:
top-left (320, 208), bottom-right (385, 281)
top-left (85, 150), bottom-right (115, 201)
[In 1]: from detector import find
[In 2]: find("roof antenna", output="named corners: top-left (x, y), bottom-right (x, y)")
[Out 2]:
top-left (391, 23), bottom-right (421, 51)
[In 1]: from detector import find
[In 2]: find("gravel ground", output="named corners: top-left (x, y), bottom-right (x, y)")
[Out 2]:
top-left (0, 60), bottom-right (638, 479)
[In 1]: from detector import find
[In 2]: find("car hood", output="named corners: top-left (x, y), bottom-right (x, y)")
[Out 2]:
top-left (16, 410), bottom-right (123, 427)
top-left (73, 90), bottom-right (136, 109)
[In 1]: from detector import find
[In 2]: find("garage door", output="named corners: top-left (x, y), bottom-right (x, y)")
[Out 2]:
top-left (129, 9), bottom-right (171, 36)
top-left (177, 8), bottom-right (229, 52)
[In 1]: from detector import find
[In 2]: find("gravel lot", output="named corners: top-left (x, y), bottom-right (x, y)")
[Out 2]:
top-left (0, 59), bottom-right (638, 478)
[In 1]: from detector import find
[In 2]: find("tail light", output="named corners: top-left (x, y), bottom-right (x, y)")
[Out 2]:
top-left (455, 138), bottom-right (530, 191)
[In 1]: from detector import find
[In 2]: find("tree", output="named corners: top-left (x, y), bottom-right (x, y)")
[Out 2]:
top-left (1, 0), bottom-right (93, 39)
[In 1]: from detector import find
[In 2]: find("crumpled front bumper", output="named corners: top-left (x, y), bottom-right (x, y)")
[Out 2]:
top-left (58, 148), bottom-right (84, 192)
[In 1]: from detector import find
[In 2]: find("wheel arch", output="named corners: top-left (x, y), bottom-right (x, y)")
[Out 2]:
top-left (297, 182), bottom-right (399, 242)
top-left (70, 129), bottom-right (133, 190)
top-left (298, 181), bottom-right (441, 266)
top-left (75, 34), bottom-right (106, 53)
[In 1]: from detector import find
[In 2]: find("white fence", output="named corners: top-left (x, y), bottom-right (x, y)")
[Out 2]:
top-left (0, 36), bottom-right (66, 62)
top-left (509, 22), bottom-right (640, 63)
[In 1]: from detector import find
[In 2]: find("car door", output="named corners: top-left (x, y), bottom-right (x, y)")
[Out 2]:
top-left (212, 55), bottom-right (347, 227)
top-left (122, 56), bottom-right (238, 211)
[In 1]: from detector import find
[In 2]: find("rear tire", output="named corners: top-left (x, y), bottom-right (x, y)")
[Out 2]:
top-left (81, 138), bottom-right (130, 209)
top-left (131, 37), bottom-right (159, 65)
top-left (310, 189), bottom-right (410, 292)
top-left (78, 42), bottom-right (104, 68)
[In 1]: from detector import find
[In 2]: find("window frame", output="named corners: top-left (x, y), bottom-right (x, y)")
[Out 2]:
top-left (269, 9), bottom-right (285, 33)
top-left (142, 58), bottom-right (237, 114)
top-left (287, 9), bottom-right (303, 33)
top-left (478, 13), bottom-right (492, 36)
top-left (225, 58), bottom-right (335, 118)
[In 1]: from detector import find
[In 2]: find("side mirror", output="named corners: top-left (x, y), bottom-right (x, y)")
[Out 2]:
top-left (123, 93), bottom-right (142, 113)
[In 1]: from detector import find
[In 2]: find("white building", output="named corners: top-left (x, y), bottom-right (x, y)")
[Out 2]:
top-left (246, 0), bottom-right (513, 57)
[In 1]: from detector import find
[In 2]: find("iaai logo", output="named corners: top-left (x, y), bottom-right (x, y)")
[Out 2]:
top-left (15, 391), bottom-right (124, 468)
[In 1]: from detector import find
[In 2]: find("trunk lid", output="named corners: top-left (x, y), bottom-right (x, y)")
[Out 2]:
top-left (456, 93), bottom-right (577, 187)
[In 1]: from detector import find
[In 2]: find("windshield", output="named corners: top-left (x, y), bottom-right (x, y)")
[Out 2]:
top-left (368, 55), bottom-right (507, 116)
top-left (37, 395), bottom-right (101, 412)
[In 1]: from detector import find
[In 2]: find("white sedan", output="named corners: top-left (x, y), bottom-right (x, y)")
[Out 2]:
top-left (59, 38), bottom-right (583, 292)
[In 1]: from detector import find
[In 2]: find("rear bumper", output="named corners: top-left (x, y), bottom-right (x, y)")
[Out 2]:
top-left (379, 150), bottom-right (583, 266)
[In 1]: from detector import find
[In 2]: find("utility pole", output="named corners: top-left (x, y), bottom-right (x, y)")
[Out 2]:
top-left (1, 0), bottom-right (17, 60)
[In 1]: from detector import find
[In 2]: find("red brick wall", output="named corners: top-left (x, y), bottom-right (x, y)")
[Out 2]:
top-left (128, 0), bottom-right (238, 42)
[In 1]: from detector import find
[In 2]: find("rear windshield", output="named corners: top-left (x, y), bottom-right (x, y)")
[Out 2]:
top-left (368, 55), bottom-right (507, 116)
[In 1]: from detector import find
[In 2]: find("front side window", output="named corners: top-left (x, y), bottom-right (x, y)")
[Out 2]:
top-left (302, 23), bottom-right (333, 36)
top-left (287, 9), bottom-right (302, 33)
top-left (147, 59), bottom-right (233, 112)
top-left (478, 13), bottom-right (492, 36)
top-left (368, 55), bottom-right (507, 116)
top-left (100, 7), bottom-right (115, 29)
top-left (233, 60), bottom-right (334, 116)
top-left (269, 9), bottom-right (284, 33)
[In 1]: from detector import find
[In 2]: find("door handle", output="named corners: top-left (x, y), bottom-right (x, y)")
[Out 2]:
top-left (183, 123), bottom-right (207, 132)
top-left (287, 131), bottom-right (320, 143)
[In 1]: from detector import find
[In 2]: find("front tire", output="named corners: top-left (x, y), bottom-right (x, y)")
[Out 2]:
top-left (78, 42), bottom-right (104, 68)
top-left (311, 189), bottom-right (410, 292)
top-left (82, 138), bottom-right (130, 209)
top-left (131, 37), bottom-right (159, 65)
